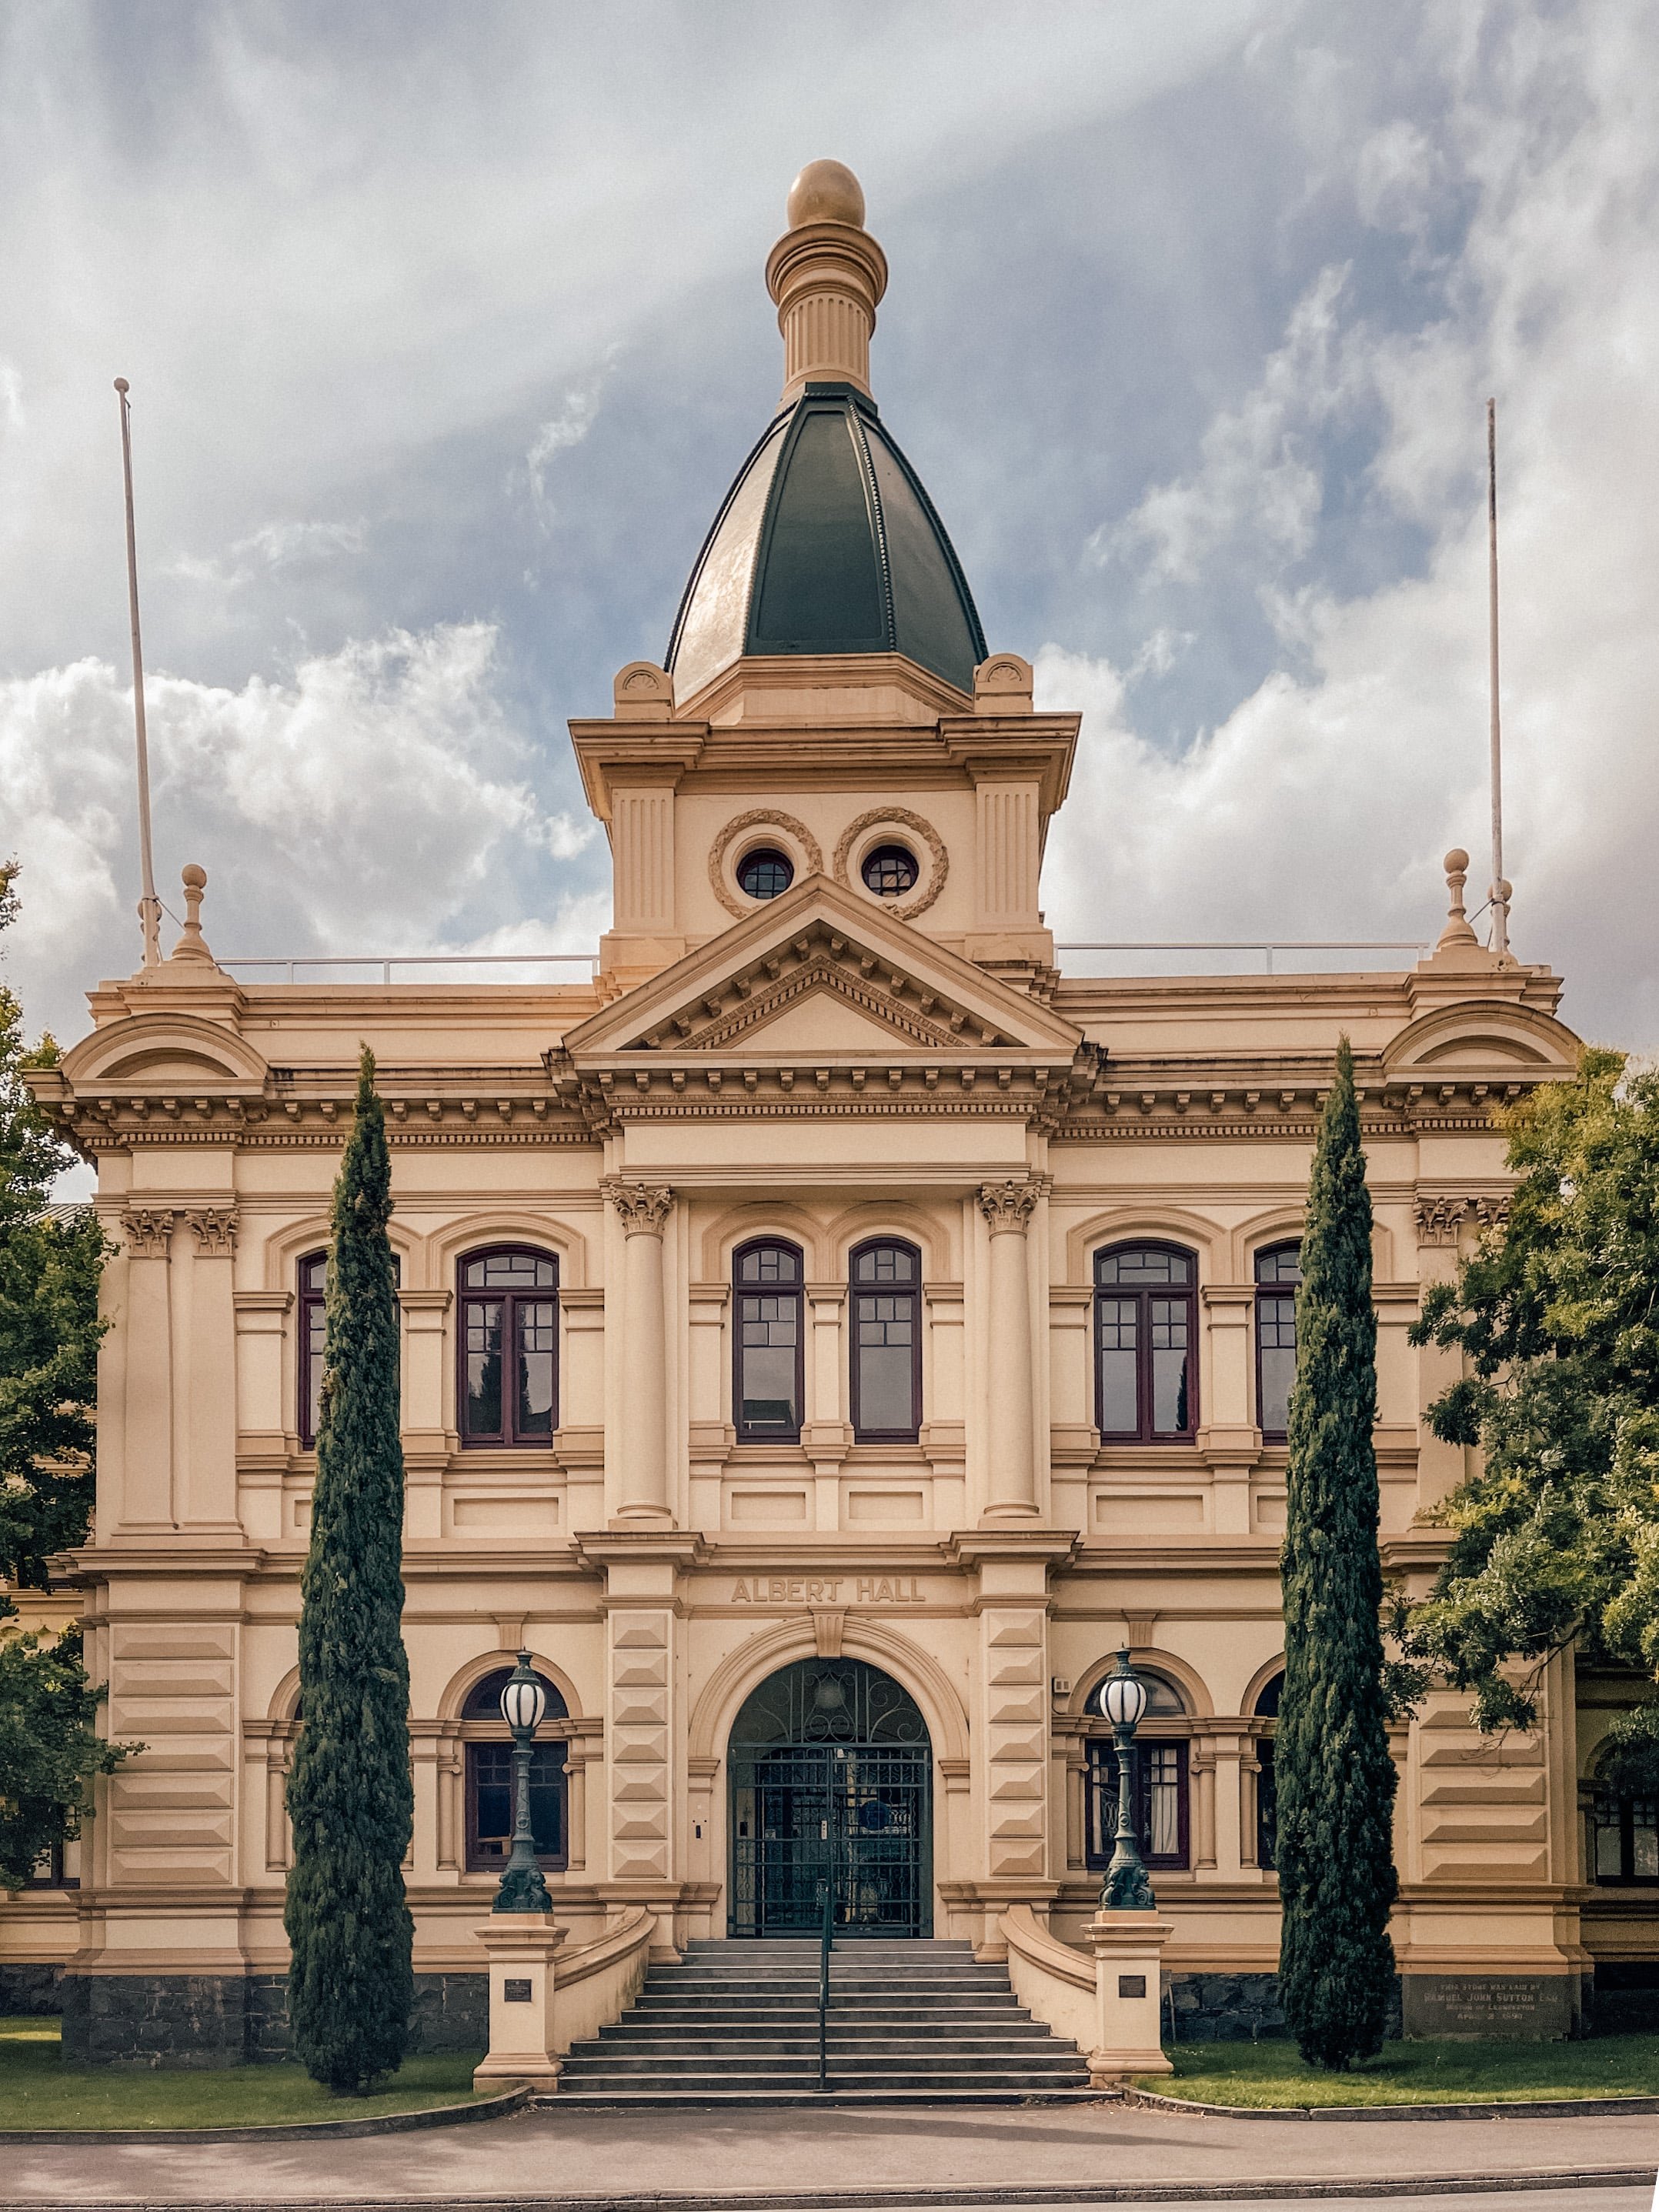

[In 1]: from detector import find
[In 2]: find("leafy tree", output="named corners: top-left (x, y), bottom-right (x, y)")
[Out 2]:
top-left (1406, 1048), bottom-right (1659, 1784)
top-left (1276, 1038), bottom-right (1398, 2069)
top-left (283, 1047), bottom-right (414, 2093)
top-left (0, 861), bottom-right (128, 1890)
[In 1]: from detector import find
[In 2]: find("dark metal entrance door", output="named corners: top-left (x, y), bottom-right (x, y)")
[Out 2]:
top-left (730, 1741), bottom-right (931, 1937)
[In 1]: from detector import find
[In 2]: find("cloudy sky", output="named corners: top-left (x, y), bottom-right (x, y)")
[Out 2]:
top-left (3, 0), bottom-right (1655, 1058)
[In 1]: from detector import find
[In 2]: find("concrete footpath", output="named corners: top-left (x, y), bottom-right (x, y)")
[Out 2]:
top-left (1, 2100), bottom-right (1656, 2210)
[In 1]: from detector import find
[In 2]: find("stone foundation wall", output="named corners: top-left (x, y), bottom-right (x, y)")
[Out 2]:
top-left (57, 1972), bottom-right (487, 2067)
top-left (1165, 1970), bottom-right (1405, 2043)
top-left (0, 1962), bottom-right (65, 2015)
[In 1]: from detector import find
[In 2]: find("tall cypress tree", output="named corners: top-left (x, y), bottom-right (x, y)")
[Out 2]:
top-left (1276, 1037), bottom-right (1397, 2070)
top-left (284, 1048), bottom-right (414, 2093)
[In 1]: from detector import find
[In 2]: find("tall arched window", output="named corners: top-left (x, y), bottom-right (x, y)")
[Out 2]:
top-left (734, 1239), bottom-right (804, 1443)
top-left (1255, 1243), bottom-right (1302, 1442)
top-left (461, 1667), bottom-right (569, 1873)
top-left (1094, 1243), bottom-right (1198, 1441)
top-left (1085, 1668), bottom-right (1190, 1870)
top-left (850, 1239), bottom-right (921, 1441)
top-left (298, 1250), bottom-right (327, 1448)
top-left (299, 1246), bottom-right (399, 1447)
top-left (458, 1247), bottom-right (559, 1445)
top-left (1251, 1670), bottom-right (1283, 1869)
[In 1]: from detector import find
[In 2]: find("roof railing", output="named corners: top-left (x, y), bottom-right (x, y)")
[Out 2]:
top-left (217, 940), bottom-right (1429, 986)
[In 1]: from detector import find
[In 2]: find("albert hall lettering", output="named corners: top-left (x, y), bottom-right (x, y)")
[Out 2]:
top-left (729, 1575), bottom-right (926, 1605)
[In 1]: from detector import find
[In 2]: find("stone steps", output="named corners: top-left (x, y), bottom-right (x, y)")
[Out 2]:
top-left (556, 1937), bottom-right (1094, 2106)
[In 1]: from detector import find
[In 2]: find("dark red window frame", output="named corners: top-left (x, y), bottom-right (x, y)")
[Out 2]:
top-left (1093, 1242), bottom-right (1199, 1443)
top-left (460, 1667), bottom-right (569, 1873)
top-left (457, 1246), bottom-right (559, 1447)
top-left (1254, 1243), bottom-right (1303, 1443)
top-left (849, 1238), bottom-right (923, 1443)
top-left (733, 1239), bottom-right (805, 1444)
top-left (298, 1249), bottom-right (328, 1449)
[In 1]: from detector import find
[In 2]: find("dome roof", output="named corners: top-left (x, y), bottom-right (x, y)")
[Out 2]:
top-left (666, 382), bottom-right (987, 704)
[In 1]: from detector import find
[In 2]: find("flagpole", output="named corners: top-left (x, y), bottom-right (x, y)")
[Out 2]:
top-left (1487, 398), bottom-right (1510, 956)
top-left (115, 378), bottom-right (162, 967)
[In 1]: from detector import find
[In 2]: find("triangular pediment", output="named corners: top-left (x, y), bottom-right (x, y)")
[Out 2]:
top-left (562, 874), bottom-right (1080, 1062)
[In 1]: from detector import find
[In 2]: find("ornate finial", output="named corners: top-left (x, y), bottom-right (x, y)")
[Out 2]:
top-left (1435, 847), bottom-right (1478, 952)
top-left (170, 862), bottom-right (214, 963)
top-left (766, 161), bottom-right (887, 405)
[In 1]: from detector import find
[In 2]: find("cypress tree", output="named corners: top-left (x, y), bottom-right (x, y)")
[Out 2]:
top-left (284, 1047), bottom-right (414, 2093)
top-left (1276, 1036), bottom-right (1397, 2070)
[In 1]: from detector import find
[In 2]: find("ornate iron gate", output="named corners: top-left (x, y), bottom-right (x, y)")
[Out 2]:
top-left (728, 1660), bottom-right (932, 1938)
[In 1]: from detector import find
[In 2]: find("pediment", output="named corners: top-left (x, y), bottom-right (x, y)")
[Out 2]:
top-left (61, 1012), bottom-right (269, 1090)
top-left (562, 874), bottom-right (1080, 1061)
top-left (1384, 1001), bottom-right (1579, 1084)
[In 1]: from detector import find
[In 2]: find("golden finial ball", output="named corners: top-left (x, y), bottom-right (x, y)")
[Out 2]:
top-left (786, 159), bottom-right (865, 231)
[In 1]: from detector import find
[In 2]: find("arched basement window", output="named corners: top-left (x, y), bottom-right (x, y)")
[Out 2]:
top-left (1085, 1668), bottom-right (1190, 1870)
top-left (461, 1666), bottom-right (569, 1873)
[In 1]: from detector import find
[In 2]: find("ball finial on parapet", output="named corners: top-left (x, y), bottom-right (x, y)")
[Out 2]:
top-left (1435, 847), bottom-right (1478, 952)
top-left (786, 159), bottom-right (865, 231)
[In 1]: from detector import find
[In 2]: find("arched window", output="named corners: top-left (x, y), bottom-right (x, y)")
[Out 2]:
top-left (1591, 1753), bottom-right (1659, 1884)
top-left (1085, 1668), bottom-right (1190, 1870)
top-left (1255, 1243), bottom-right (1302, 1442)
top-left (460, 1667), bottom-right (569, 1873)
top-left (458, 1247), bottom-right (559, 1446)
top-left (299, 1246), bottom-right (399, 1448)
top-left (850, 1239), bottom-right (921, 1441)
top-left (734, 1240), bottom-right (804, 1443)
top-left (1252, 1670), bottom-right (1283, 1868)
top-left (1094, 1243), bottom-right (1197, 1441)
top-left (298, 1251), bottom-right (328, 1448)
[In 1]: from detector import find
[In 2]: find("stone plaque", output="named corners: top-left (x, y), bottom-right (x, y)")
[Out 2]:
top-left (503, 1977), bottom-right (532, 2003)
top-left (1402, 1974), bottom-right (1576, 2041)
top-left (1117, 1974), bottom-right (1147, 1999)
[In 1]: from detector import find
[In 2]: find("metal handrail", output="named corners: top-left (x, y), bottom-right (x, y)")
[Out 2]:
top-left (1056, 940), bottom-right (1427, 976)
top-left (219, 953), bottom-right (599, 984)
top-left (817, 1880), bottom-right (832, 2092)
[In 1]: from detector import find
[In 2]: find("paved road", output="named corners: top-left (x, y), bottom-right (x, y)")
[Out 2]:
top-left (1, 2102), bottom-right (1656, 2209)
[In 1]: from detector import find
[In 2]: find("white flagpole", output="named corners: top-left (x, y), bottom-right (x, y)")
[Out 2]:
top-left (115, 378), bottom-right (162, 967)
top-left (1487, 398), bottom-right (1511, 956)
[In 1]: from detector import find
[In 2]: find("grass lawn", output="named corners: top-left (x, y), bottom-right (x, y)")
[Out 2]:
top-left (0, 2017), bottom-right (489, 2131)
top-left (1143, 2033), bottom-right (1659, 2107)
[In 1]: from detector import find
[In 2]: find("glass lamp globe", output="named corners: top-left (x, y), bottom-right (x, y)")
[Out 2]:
top-left (500, 1655), bottom-right (549, 1736)
top-left (1099, 1653), bottom-right (1148, 1731)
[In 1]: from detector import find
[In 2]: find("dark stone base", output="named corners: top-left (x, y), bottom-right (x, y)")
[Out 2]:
top-left (0, 1962), bottom-right (65, 2015)
top-left (1400, 1973), bottom-right (1584, 2042)
top-left (56, 1972), bottom-right (486, 2067)
top-left (1588, 1961), bottom-right (1659, 2036)
top-left (1166, 1971), bottom-right (1404, 2044)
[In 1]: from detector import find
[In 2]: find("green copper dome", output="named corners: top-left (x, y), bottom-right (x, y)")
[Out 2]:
top-left (666, 382), bottom-right (987, 704)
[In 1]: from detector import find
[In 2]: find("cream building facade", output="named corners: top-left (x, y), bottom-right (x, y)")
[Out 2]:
top-left (8, 161), bottom-right (1647, 2062)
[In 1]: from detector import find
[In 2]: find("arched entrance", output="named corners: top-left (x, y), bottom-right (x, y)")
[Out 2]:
top-left (727, 1658), bottom-right (933, 1938)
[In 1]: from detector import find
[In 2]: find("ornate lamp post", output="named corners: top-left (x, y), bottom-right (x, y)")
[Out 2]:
top-left (493, 1650), bottom-right (552, 1913)
top-left (1097, 1648), bottom-right (1155, 1911)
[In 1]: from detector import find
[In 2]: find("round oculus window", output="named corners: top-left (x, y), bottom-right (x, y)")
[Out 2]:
top-left (737, 846), bottom-right (795, 900)
top-left (860, 843), bottom-right (919, 897)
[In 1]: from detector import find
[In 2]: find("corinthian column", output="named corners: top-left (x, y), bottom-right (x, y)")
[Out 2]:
top-left (978, 1180), bottom-right (1040, 1520)
top-left (603, 1180), bottom-right (675, 1523)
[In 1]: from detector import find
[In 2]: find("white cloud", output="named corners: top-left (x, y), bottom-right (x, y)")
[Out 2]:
top-left (0, 623), bottom-right (596, 1039)
top-left (1045, 5), bottom-right (1659, 1050)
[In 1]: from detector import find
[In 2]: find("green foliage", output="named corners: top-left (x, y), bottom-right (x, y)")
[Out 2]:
top-left (0, 860), bottom-right (129, 1888)
top-left (283, 1047), bottom-right (414, 2094)
top-left (0, 1626), bottom-right (125, 1888)
top-left (1405, 1048), bottom-right (1659, 1781)
top-left (1276, 1038), bottom-right (1398, 2070)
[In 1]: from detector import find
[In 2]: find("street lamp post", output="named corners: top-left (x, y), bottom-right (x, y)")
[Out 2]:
top-left (494, 1650), bottom-right (552, 1914)
top-left (1097, 1648), bottom-right (1156, 1912)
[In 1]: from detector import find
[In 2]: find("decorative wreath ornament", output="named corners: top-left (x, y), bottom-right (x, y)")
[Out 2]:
top-left (832, 807), bottom-right (948, 921)
top-left (709, 809), bottom-right (823, 919)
